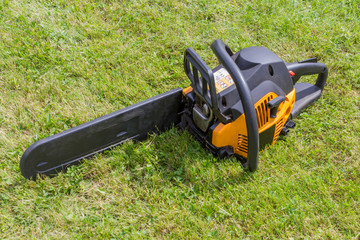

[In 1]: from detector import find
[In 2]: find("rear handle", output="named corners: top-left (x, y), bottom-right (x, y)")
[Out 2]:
top-left (287, 62), bottom-right (328, 91)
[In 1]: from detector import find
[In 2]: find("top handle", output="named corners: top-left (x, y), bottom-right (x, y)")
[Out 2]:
top-left (210, 39), bottom-right (259, 172)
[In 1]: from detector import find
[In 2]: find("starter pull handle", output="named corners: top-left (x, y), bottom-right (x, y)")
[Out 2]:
top-left (268, 96), bottom-right (286, 118)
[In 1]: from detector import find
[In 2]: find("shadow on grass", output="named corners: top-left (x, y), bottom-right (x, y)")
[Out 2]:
top-left (99, 128), bottom-right (256, 191)
top-left (25, 127), bottom-right (255, 194)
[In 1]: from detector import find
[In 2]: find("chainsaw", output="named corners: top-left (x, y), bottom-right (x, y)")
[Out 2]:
top-left (20, 39), bottom-right (328, 180)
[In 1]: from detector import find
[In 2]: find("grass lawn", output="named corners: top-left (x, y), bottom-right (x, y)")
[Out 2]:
top-left (1, 0), bottom-right (360, 238)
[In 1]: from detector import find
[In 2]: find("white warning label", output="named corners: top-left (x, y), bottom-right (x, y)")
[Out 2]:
top-left (213, 68), bottom-right (234, 93)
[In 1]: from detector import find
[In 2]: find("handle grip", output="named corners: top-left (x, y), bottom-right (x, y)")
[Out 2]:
top-left (210, 39), bottom-right (259, 172)
top-left (287, 62), bottom-right (328, 91)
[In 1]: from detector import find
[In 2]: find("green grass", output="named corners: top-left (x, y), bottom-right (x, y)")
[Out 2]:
top-left (1, 0), bottom-right (360, 238)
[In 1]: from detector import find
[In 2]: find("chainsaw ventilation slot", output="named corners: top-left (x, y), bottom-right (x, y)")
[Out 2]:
top-left (237, 134), bottom-right (248, 155)
top-left (256, 95), bottom-right (274, 129)
top-left (273, 118), bottom-right (284, 143)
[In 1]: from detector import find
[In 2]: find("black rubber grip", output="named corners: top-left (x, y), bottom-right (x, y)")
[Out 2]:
top-left (287, 62), bottom-right (328, 91)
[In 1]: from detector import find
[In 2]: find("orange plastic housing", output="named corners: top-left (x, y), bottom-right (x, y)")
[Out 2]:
top-left (212, 89), bottom-right (296, 158)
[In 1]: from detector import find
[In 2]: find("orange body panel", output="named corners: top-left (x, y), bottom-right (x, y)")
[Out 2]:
top-left (211, 89), bottom-right (296, 158)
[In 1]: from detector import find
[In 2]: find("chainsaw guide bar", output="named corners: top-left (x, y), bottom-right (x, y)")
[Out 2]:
top-left (20, 88), bottom-right (183, 180)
